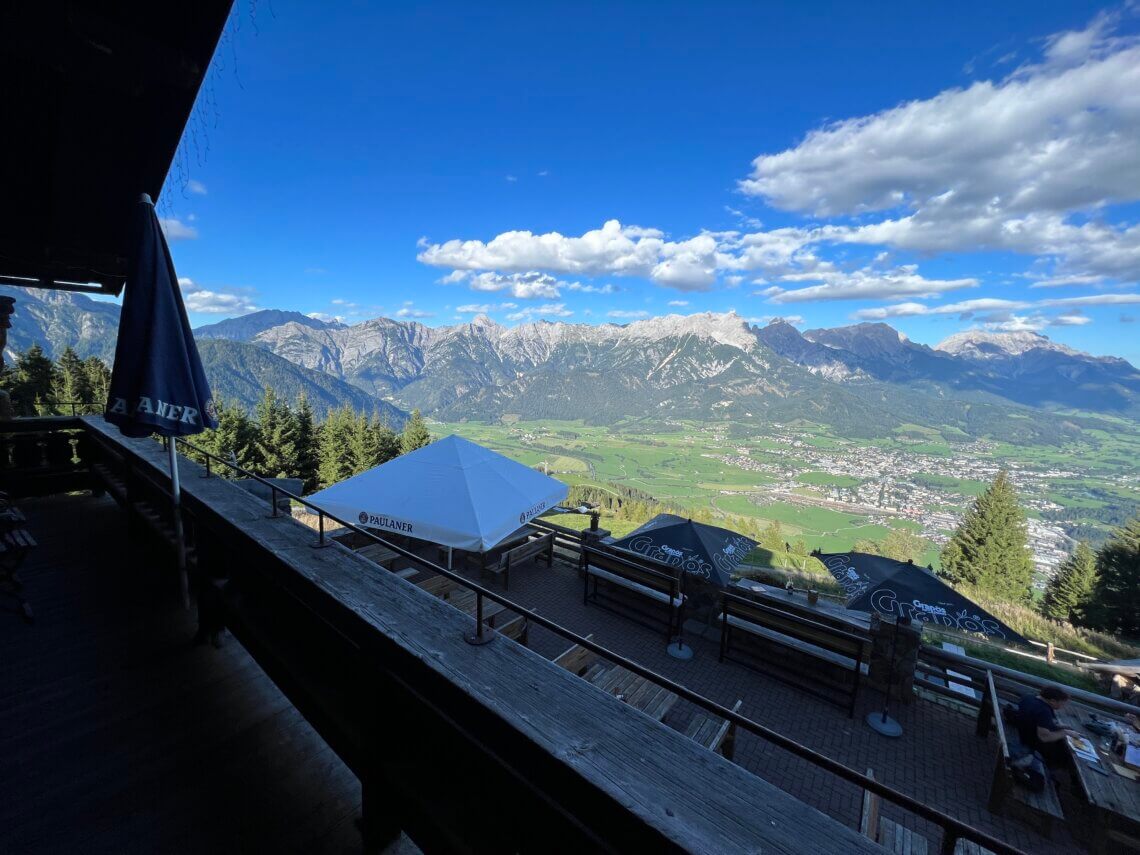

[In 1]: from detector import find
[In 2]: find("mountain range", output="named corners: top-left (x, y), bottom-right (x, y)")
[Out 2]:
top-left (4, 286), bottom-right (1139, 442)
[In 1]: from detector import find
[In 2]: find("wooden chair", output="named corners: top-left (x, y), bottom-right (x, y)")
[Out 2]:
top-left (484, 532), bottom-right (554, 590)
top-left (682, 699), bottom-right (742, 761)
top-left (976, 670), bottom-right (1063, 837)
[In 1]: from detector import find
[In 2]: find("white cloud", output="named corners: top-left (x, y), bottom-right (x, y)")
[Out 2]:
top-left (538, 170), bottom-right (550, 177)
top-left (306, 312), bottom-right (346, 324)
top-left (506, 175), bottom-right (518, 183)
top-left (396, 303), bottom-right (434, 319)
top-left (1053, 312), bottom-right (1092, 326)
top-left (607, 310), bottom-right (651, 319)
top-left (456, 302), bottom-right (517, 313)
top-left (854, 292), bottom-right (1140, 320)
top-left (160, 218), bottom-right (198, 241)
top-left (739, 15), bottom-right (1140, 284)
top-left (566, 282), bottom-right (617, 294)
top-left (187, 179), bottom-right (208, 195)
top-left (468, 271), bottom-right (563, 299)
top-left (667, 300), bottom-right (689, 307)
top-left (178, 277), bottom-right (257, 315)
top-left (418, 220), bottom-right (720, 290)
top-left (1027, 273), bottom-right (1106, 288)
top-left (765, 266), bottom-right (977, 304)
top-left (505, 303), bottom-right (573, 322)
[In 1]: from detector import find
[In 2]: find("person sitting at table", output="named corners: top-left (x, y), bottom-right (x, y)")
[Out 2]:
top-left (1014, 686), bottom-right (1082, 768)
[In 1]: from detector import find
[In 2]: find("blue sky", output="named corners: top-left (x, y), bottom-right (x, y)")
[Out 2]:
top-left (160, 1), bottom-right (1140, 363)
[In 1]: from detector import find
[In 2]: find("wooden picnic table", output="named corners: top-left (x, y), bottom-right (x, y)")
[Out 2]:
top-left (582, 662), bottom-right (679, 723)
top-left (441, 588), bottom-right (508, 628)
top-left (446, 525), bottom-right (536, 573)
top-left (1057, 704), bottom-right (1140, 853)
top-left (355, 543), bottom-right (400, 570)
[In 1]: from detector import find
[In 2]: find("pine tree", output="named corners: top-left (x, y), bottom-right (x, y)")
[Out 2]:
top-left (9, 345), bottom-right (57, 415)
top-left (50, 347), bottom-right (91, 414)
top-left (399, 409), bottom-right (431, 454)
top-left (346, 411), bottom-right (382, 474)
top-left (1040, 541), bottom-right (1098, 625)
top-left (253, 387), bottom-right (299, 478)
top-left (318, 406), bottom-right (356, 487)
top-left (370, 413), bottom-right (400, 467)
top-left (83, 357), bottom-right (112, 413)
top-left (211, 400), bottom-right (260, 473)
top-left (1086, 517), bottom-right (1140, 636)
top-left (294, 394), bottom-right (319, 493)
top-left (940, 471), bottom-right (1034, 602)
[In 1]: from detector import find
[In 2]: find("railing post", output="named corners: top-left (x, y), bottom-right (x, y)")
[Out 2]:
top-left (464, 589), bottom-right (493, 645)
top-left (310, 510), bottom-right (332, 549)
top-left (938, 829), bottom-right (959, 855)
top-left (270, 485), bottom-right (279, 518)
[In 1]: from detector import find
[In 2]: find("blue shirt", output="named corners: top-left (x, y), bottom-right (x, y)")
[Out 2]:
top-left (1016, 695), bottom-right (1059, 749)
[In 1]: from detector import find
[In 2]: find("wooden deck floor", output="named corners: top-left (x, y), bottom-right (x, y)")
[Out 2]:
top-left (0, 492), bottom-right (402, 854)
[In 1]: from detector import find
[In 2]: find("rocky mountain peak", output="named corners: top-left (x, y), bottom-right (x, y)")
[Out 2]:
top-left (620, 312), bottom-right (758, 350)
top-left (935, 329), bottom-right (1080, 359)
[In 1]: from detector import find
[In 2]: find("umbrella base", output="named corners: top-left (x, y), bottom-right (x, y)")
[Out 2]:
top-left (865, 711), bottom-right (903, 738)
top-left (666, 641), bottom-right (694, 660)
top-left (464, 629), bottom-right (496, 646)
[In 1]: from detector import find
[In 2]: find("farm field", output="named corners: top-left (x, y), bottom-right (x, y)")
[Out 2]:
top-left (432, 415), bottom-right (1140, 575)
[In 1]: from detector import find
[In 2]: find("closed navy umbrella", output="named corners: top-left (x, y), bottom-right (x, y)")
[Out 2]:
top-left (819, 551), bottom-right (1027, 644)
top-left (105, 194), bottom-right (218, 606)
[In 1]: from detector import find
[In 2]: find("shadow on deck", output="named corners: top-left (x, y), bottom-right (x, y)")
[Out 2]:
top-left (0, 492), bottom-right (412, 854)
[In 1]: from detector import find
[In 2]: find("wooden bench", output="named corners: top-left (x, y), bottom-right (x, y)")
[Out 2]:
top-left (718, 592), bottom-right (867, 717)
top-left (418, 574), bottom-right (459, 599)
top-left (495, 613), bottom-right (531, 647)
top-left (683, 699), bottom-right (742, 761)
top-left (484, 531), bottom-right (553, 590)
top-left (976, 670), bottom-right (1064, 836)
top-left (860, 768), bottom-right (999, 855)
top-left (581, 546), bottom-right (684, 640)
top-left (553, 635), bottom-right (600, 677)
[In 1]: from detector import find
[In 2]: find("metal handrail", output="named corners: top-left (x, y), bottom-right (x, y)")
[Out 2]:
top-left (169, 434), bottom-right (1024, 855)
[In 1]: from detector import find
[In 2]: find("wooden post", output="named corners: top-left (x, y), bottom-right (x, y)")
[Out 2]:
top-left (1046, 642), bottom-right (1055, 665)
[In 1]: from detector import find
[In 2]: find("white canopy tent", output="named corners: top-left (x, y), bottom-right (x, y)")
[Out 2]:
top-left (308, 434), bottom-right (569, 554)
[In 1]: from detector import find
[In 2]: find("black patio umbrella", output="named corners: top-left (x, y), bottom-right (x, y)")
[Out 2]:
top-left (818, 551), bottom-right (1027, 645)
top-left (105, 194), bottom-right (218, 606)
top-left (610, 513), bottom-right (757, 587)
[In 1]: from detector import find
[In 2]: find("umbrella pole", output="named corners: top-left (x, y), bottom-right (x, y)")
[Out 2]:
top-left (866, 616), bottom-right (904, 737)
top-left (168, 440), bottom-right (189, 609)
top-left (666, 573), bottom-right (693, 660)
